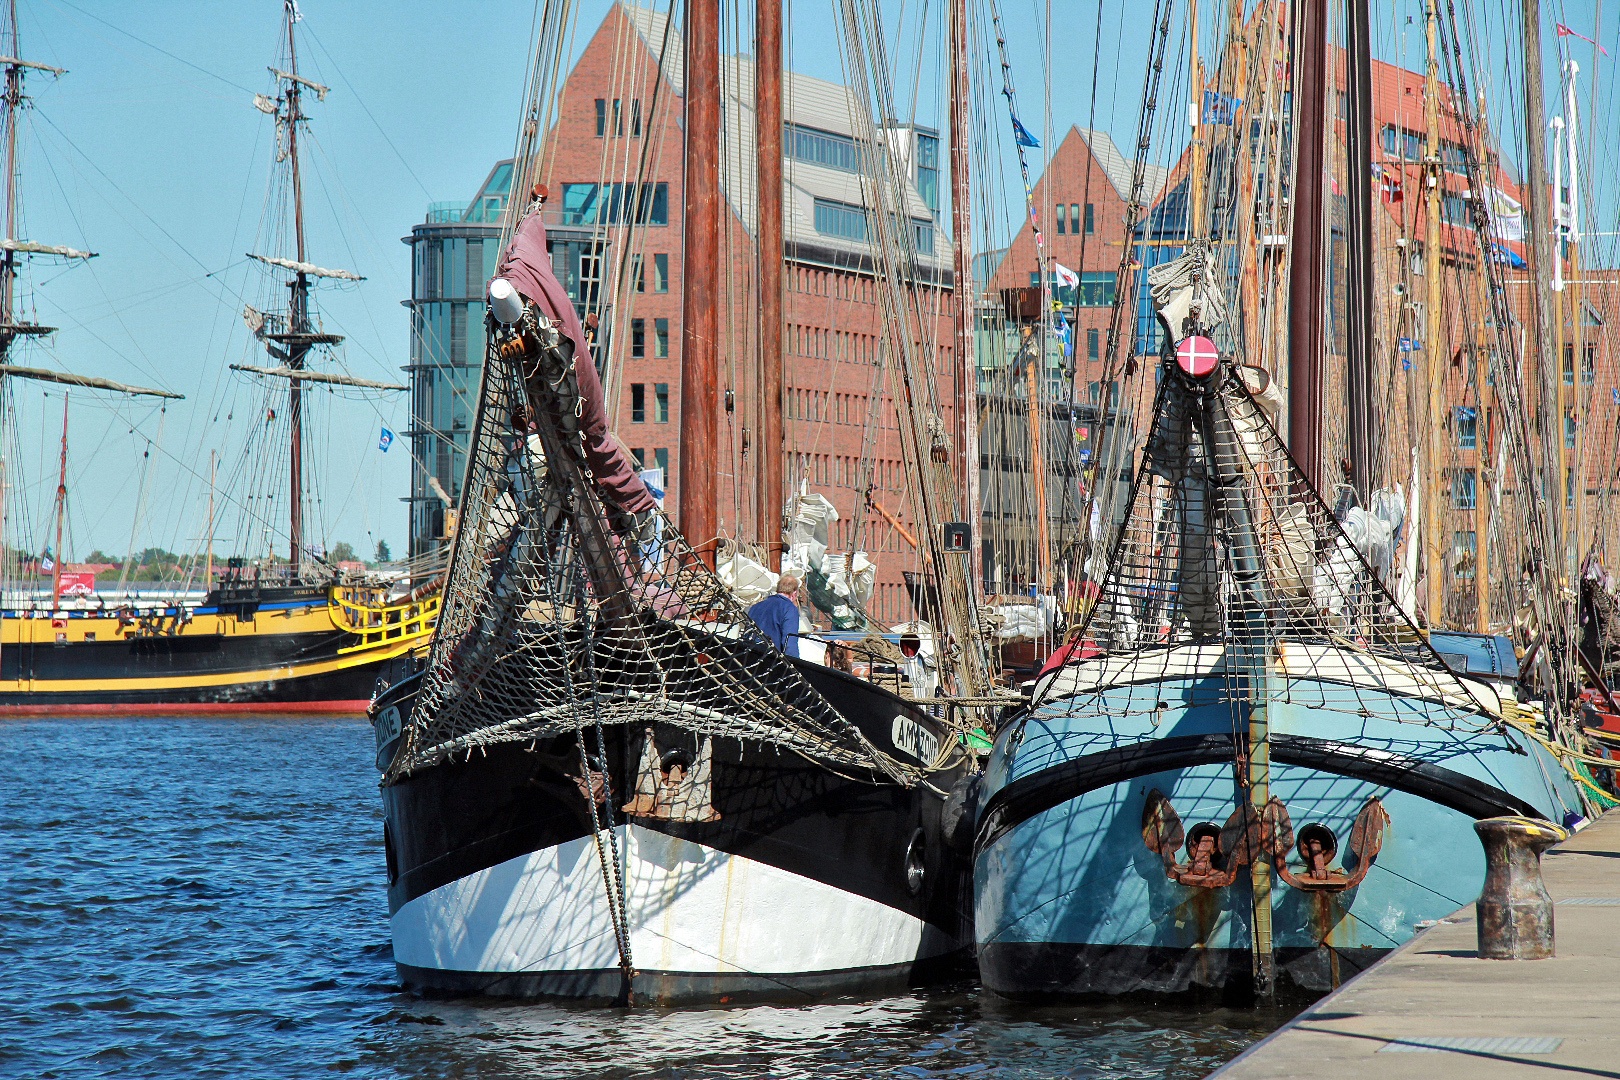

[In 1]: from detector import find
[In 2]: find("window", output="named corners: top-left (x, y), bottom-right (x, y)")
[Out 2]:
top-left (1084, 202), bottom-right (1094, 234)
top-left (814, 198), bottom-right (868, 241)
top-left (1076, 271), bottom-right (1117, 307)
top-left (912, 220), bottom-right (934, 254)
top-left (1583, 342), bottom-right (1597, 385)
top-left (654, 318), bottom-right (669, 358)
top-left (915, 132), bottom-right (938, 211)
top-left (655, 383), bottom-right (669, 423)
top-left (1087, 327), bottom-right (1100, 361)
top-left (630, 254), bottom-right (644, 292)
top-left (1563, 343), bottom-right (1575, 386)
top-left (653, 253), bottom-right (669, 292)
top-left (558, 182), bottom-right (669, 225)
top-left (630, 383), bottom-right (646, 422)
top-left (611, 98), bottom-right (623, 137)
top-left (1453, 530), bottom-right (1477, 578)
top-left (1566, 410), bottom-right (1577, 450)
top-left (788, 123), bottom-right (860, 172)
top-left (1455, 405), bottom-right (1477, 448)
top-left (630, 447), bottom-right (645, 467)
top-left (1453, 469), bottom-right (1476, 509)
top-left (1056, 203), bottom-right (1067, 235)
top-left (631, 99), bottom-right (641, 138)
top-left (595, 98), bottom-right (606, 137)
top-left (655, 449), bottom-right (668, 476)
top-left (1568, 466), bottom-right (1576, 509)
top-left (631, 319), bottom-right (645, 358)
top-left (1441, 194), bottom-right (1468, 225)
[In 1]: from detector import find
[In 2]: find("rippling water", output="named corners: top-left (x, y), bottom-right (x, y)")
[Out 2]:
top-left (1, 716), bottom-right (1286, 1078)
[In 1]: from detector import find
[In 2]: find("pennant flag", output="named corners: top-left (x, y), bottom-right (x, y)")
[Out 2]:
top-left (378, 426), bottom-right (395, 452)
top-left (1052, 262), bottom-right (1080, 291)
top-left (1010, 114), bottom-right (1041, 148)
top-left (1556, 23), bottom-right (1610, 56)
top-left (1490, 242), bottom-right (1528, 269)
top-left (1398, 338), bottom-right (1422, 352)
top-left (1381, 174), bottom-right (1404, 203)
top-left (1201, 90), bottom-right (1243, 125)
top-left (39, 547), bottom-right (54, 574)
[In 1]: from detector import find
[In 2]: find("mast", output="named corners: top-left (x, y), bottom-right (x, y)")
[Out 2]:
top-left (949, 0), bottom-right (980, 597)
top-left (285, 3), bottom-right (308, 575)
top-left (49, 391), bottom-right (65, 608)
top-left (1286, 0), bottom-right (1328, 488)
top-left (1472, 93), bottom-right (1496, 632)
top-left (1423, 0), bottom-right (1444, 628)
top-left (755, 0), bottom-right (783, 564)
top-left (205, 449), bottom-right (216, 591)
top-left (678, 0), bottom-right (720, 565)
top-left (0, 0), bottom-right (17, 366)
top-left (1344, 0), bottom-right (1376, 502)
top-left (1520, 0), bottom-right (1565, 610)
top-left (1188, 0), bottom-right (1205, 237)
top-left (1566, 61), bottom-right (1585, 592)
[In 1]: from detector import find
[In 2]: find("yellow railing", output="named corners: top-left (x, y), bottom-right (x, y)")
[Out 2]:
top-left (329, 586), bottom-right (440, 653)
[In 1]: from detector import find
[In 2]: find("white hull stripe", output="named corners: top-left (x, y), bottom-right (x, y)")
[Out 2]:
top-left (391, 824), bottom-right (955, 975)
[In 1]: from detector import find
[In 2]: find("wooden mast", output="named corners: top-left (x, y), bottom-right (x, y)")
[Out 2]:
top-left (679, 0), bottom-right (720, 565)
top-left (1472, 92), bottom-right (1496, 632)
top-left (1286, 0), bottom-right (1328, 489)
top-left (284, 3), bottom-right (309, 576)
top-left (1188, 0), bottom-right (1204, 238)
top-left (1423, 0), bottom-right (1445, 628)
top-left (949, 0), bottom-right (980, 597)
top-left (1520, 0), bottom-right (1565, 600)
top-left (49, 391), bottom-right (65, 608)
top-left (755, 0), bottom-right (783, 564)
top-left (1345, 0), bottom-right (1376, 502)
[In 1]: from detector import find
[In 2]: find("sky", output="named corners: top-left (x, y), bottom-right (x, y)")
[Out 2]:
top-left (9, 0), bottom-right (1614, 565)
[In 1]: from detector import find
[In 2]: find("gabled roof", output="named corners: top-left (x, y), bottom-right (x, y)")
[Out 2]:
top-left (1072, 126), bottom-right (1171, 204)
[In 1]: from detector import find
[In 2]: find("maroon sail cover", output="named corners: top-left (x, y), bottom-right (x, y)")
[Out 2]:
top-left (494, 209), bottom-right (655, 513)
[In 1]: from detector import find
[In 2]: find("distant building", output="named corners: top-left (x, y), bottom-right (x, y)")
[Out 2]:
top-left (402, 161), bottom-right (512, 561)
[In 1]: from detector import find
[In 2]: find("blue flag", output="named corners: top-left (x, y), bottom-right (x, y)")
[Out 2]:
top-left (1010, 114), bottom-right (1041, 148)
top-left (378, 427), bottom-right (395, 452)
top-left (1201, 90), bottom-right (1243, 125)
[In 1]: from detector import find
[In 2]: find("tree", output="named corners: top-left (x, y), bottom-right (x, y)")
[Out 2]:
top-left (329, 541), bottom-right (357, 563)
top-left (374, 539), bottom-right (391, 563)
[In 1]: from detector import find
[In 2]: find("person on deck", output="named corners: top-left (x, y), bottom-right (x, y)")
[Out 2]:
top-left (748, 575), bottom-right (802, 658)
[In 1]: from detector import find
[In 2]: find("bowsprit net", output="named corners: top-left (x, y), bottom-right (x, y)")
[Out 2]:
top-left (385, 322), bottom-right (916, 786)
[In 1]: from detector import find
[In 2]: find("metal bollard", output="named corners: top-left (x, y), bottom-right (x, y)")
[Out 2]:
top-left (1474, 815), bottom-right (1569, 960)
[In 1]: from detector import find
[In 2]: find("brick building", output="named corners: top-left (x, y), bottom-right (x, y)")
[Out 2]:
top-left (406, 3), bottom-right (958, 625)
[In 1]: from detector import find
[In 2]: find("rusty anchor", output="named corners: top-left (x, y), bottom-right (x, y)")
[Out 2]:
top-left (1475, 815), bottom-right (1568, 960)
top-left (621, 727), bottom-right (721, 822)
top-left (1261, 796), bottom-right (1388, 892)
top-left (1142, 789), bottom-right (1261, 888)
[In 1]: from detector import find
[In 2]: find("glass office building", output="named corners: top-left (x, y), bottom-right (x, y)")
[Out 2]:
top-left (404, 160), bottom-right (512, 560)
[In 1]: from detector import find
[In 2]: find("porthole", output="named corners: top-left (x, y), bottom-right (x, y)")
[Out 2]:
top-left (904, 828), bottom-right (926, 895)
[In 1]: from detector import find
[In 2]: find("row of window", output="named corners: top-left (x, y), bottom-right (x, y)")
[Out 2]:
top-left (788, 264), bottom-right (953, 313)
top-left (628, 447), bottom-right (669, 474)
top-left (559, 182), bottom-right (670, 226)
top-left (792, 324), bottom-right (878, 365)
top-left (627, 382), bottom-right (669, 423)
top-left (790, 451), bottom-right (906, 495)
top-left (1030, 270), bottom-right (1118, 307)
top-left (1054, 202), bottom-right (1095, 236)
top-left (811, 198), bottom-right (934, 254)
top-left (627, 253), bottom-right (671, 293)
top-left (629, 318), bottom-right (670, 358)
top-left (594, 98), bottom-right (643, 138)
top-left (1381, 125), bottom-right (1470, 173)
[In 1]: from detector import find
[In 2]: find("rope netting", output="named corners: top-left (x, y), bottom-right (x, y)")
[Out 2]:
top-left (1041, 355), bottom-right (1493, 728)
top-left (385, 315), bottom-right (914, 785)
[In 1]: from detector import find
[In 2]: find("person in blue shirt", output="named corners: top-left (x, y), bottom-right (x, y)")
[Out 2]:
top-left (748, 574), bottom-right (801, 657)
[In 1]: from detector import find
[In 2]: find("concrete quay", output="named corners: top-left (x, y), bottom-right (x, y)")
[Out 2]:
top-left (1210, 809), bottom-right (1620, 1078)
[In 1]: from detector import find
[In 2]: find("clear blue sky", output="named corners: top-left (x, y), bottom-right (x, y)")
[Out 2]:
top-left (12, 0), bottom-right (1611, 563)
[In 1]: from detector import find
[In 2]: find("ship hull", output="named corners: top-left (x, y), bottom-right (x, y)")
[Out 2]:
top-left (973, 647), bottom-right (1582, 1004)
top-left (0, 586), bottom-right (434, 713)
top-left (377, 661), bottom-right (973, 1005)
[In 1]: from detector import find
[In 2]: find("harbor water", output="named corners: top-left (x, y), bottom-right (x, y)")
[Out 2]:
top-left (1, 715), bottom-right (1285, 1078)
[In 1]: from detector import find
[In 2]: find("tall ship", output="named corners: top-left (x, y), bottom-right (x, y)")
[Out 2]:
top-left (972, 0), bottom-right (1609, 1002)
top-left (370, 0), bottom-right (994, 1004)
top-left (0, 0), bottom-right (436, 712)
